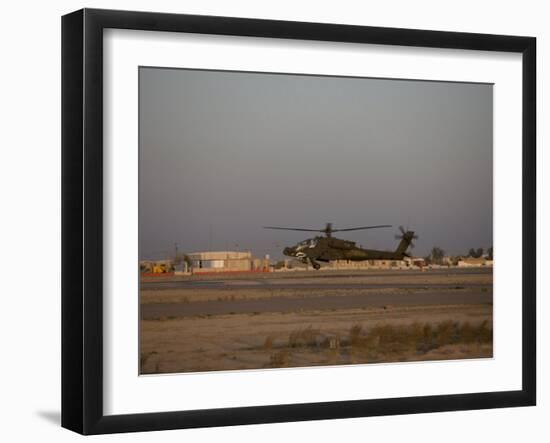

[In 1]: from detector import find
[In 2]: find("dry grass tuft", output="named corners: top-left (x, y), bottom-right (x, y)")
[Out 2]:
top-left (261, 320), bottom-right (492, 369)
top-left (351, 320), bottom-right (492, 359)
top-left (263, 336), bottom-right (274, 350)
top-left (267, 350), bottom-right (291, 368)
top-left (349, 324), bottom-right (363, 345)
top-left (288, 325), bottom-right (321, 348)
top-left (140, 351), bottom-right (158, 371)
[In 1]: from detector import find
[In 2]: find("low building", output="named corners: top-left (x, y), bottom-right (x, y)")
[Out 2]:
top-left (457, 257), bottom-right (492, 267)
top-left (405, 257), bottom-right (427, 268)
top-left (187, 251), bottom-right (270, 274)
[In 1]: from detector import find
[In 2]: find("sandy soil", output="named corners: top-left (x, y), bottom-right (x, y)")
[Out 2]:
top-left (140, 303), bottom-right (492, 374)
top-left (140, 269), bottom-right (493, 374)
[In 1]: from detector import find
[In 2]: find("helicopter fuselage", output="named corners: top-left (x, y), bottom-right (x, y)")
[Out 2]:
top-left (283, 234), bottom-right (413, 269)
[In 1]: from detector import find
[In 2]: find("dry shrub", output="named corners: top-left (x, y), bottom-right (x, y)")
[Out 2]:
top-left (288, 325), bottom-right (321, 348)
top-left (263, 336), bottom-right (274, 350)
top-left (408, 322), bottom-right (425, 345)
top-left (140, 351), bottom-right (158, 372)
top-left (140, 353), bottom-right (149, 369)
top-left (369, 324), bottom-right (418, 354)
top-left (435, 320), bottom-right (456, 346)
top-left (349, 324), bottom-right (363, 345)
top-left (415, 323), bottom-right (438, 353)
top-left (268, 350), bottom-right (291, 368)
top-left (477, 320), bottom-right (493, 343)
top-left (351, 320), bottom-right (492, 357)
top-left (458, 320), bottom-right (492, 344)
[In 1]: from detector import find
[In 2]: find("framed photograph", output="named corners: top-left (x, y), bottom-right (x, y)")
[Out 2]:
top-left (62, 8), bottom-right (536, 434)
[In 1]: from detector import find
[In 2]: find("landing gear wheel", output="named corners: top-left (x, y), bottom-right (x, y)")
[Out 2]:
top-left (313, 263), bottom-right (321, 270)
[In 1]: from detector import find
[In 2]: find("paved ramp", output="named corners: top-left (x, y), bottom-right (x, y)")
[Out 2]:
top-left (141, 290), bottom-right (492, 319)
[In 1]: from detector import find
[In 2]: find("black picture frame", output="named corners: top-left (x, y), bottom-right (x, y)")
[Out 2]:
top-left (62, 8), bottom-right (536, 435)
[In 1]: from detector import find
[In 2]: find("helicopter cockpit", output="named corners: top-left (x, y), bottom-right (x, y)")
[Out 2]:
top-left (297, 238), bottom-right (318, 249)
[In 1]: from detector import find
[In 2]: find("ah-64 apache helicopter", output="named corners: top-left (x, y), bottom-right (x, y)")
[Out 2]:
top-left (264, 223), bottom-right (417, 270)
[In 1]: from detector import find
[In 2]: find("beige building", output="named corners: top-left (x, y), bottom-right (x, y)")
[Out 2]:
top-left (457, 257), bottom-right (492, 267)
top-left (187, 251), bottom-right (270, 274)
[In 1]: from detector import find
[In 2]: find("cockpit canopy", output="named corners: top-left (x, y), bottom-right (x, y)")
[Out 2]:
top-left (297, 238), bottom-right (318, 248)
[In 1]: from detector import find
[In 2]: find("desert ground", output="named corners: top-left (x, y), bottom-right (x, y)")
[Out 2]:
top-left (140, 268), bottom-right (493, 374)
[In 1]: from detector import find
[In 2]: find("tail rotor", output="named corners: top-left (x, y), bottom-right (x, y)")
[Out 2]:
top-left (394, 225), bottom-right (418, 251)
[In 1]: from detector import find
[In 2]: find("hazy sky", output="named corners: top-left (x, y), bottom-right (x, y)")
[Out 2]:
top-left (139, 67), bottom-right (493, 260)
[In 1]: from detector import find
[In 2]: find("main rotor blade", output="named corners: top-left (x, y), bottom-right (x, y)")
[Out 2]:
top-left (332, 224), bottom-right (392, 232)
top-left (263, 226), bottom-right (322, 232)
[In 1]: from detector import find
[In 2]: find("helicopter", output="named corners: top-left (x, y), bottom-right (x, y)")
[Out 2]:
top-left (264, 223), bottom-right (417, 270)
